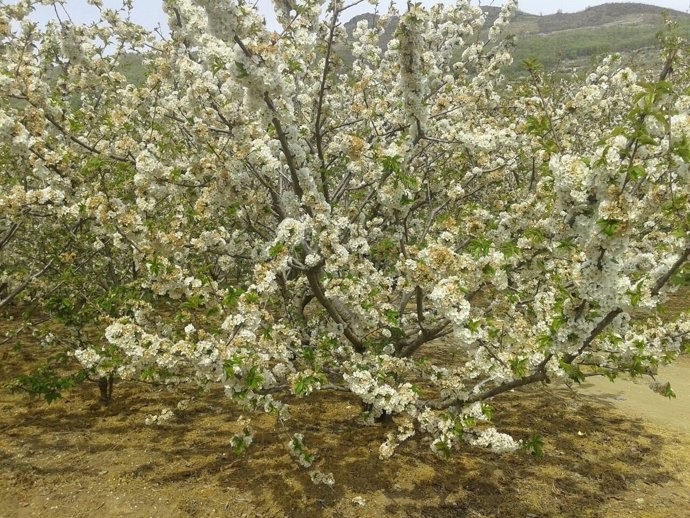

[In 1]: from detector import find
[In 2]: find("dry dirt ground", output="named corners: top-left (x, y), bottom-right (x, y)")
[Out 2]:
top-left (1, 299), bottom-right (689, 518)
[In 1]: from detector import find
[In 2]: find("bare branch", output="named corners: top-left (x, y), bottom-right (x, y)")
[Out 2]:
top-left (0, 259), bottom-right (54, 310)
top-left (0, 221), bottom-right (21, 252)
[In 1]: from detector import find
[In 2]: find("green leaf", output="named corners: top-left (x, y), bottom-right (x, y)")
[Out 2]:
top-left (287, 59), bottom-right (302, 72)
top-left (524, 228), bottom-right (545, 244)
top-left (559, 361), bottom-right (585, 384)
top-left (224, 287), bottom-right (245, 308)
top-left (481, 403), bottom-right (494, 420)
top-left (269, 242), bottom-right (285, 258)
top-left (301, 346), bottom-right (316, 365)
top-left (469, 237), bottom-right (492, 258)
top-left (525, 115), bottom-right (549, 136)
top-left (384, 310), bottom-right (400, 324)
top-left (231, 435), bottom-right (250, 455)
top-left (12, 365), bottom-right (87, 403)
top-left (550, 314), bottom-right (565, 333)
top-left (523, 434), bottom-right (544, 458)
top-left (466, 319), bottom-right (481, 333)
top-left (234, 61), bottom-right (249, 78)
top-left (181, 294), bottom-right (202, 310)
top-left (521, 58), bottom-right (543, 72)
top-left (674, 135), bottom-right (690, 163)
top-left (510, 358), bottom-right (529, 378)
top-left (293, 373), bottom-right (324, 397)
top-left (245, 366), bottom-right (264, 390)
top-left (501, 241), bottom-right (520, 258)
top-left (244, 292), bottom-right (259, 304)
top-left (557, 238), bottom-right (575, 251)
top-left (433, 439), bottom-right (451, 459)
top-left (597, 218), bottom-right (621, 237)
top-left (381, 155), bottom-right (402, 174)
top-left (537, 334), bottom-right (553, 349)
top-left (628, 164), bottom-right (645, 181)
top-left (626, 284), bottom-right (643, 307)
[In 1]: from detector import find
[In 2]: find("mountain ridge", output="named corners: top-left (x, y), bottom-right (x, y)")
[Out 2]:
top-left (343, 2), bottom-right (690, 73)
top-left (345, 2), bottom-right (690, 34)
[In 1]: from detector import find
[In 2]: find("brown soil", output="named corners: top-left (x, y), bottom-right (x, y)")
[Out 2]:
top-left (1, 307), bottom-right (690, 517)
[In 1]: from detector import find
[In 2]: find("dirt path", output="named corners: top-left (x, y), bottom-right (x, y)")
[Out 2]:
top-left (579, 356), bottom-right (690, 435)
top-left (576, 356), bottom-right (690, 517)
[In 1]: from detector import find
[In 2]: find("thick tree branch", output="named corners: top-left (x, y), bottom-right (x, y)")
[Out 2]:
top-left (305, 269), bottom-right (364, 353)
top-left (0, 259), bottom-right (54, 310)
top-left (0, 221), bottom-right (21, 252)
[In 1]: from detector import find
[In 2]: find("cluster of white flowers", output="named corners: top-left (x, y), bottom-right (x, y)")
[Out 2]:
top-left (144, 408), bottom-right (175, 426)
top-left (309, 470), bottom-right (335, 487)
top-left (488, 0), bottom-right (517, 41)
top-left (429, 277), bottom-right (471, 327)
top-left (352, 496), bottom-right (366, 507)
top-left (379, 418), bottom-right (416, 459)
top-left (465, 427), bottom-right (521, 454)
top-left (550, 154), bottom-right (592, 207)
top-left (230, 417), bottom-right (254, 453)
top-left (287, 433), bottom-right (315, 468)
top-left (73, 348), bottom-right (102, 370)
top-left (343, 367), bottom-right (418, 420)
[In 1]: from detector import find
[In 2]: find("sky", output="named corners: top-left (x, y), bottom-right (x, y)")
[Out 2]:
top-left (24, 0), bottom-right (690, 33)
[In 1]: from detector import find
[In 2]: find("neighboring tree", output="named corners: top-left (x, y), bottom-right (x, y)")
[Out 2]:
top-left (0, 0), bottom-right (147, 401)
top-left (1, 0), bottom-right (688, 472)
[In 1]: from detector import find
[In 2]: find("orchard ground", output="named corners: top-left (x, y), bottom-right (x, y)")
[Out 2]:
top-left (1, 288), bottom-right (688, 518)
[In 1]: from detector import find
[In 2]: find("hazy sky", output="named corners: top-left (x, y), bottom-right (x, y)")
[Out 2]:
top-left (26, 0), bottom-right (690, 32)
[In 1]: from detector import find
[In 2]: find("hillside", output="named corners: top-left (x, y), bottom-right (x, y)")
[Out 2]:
top-left (74, 3), bottom-right (690, 85)
top-left (344, 2), bottom-right (690, 74)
